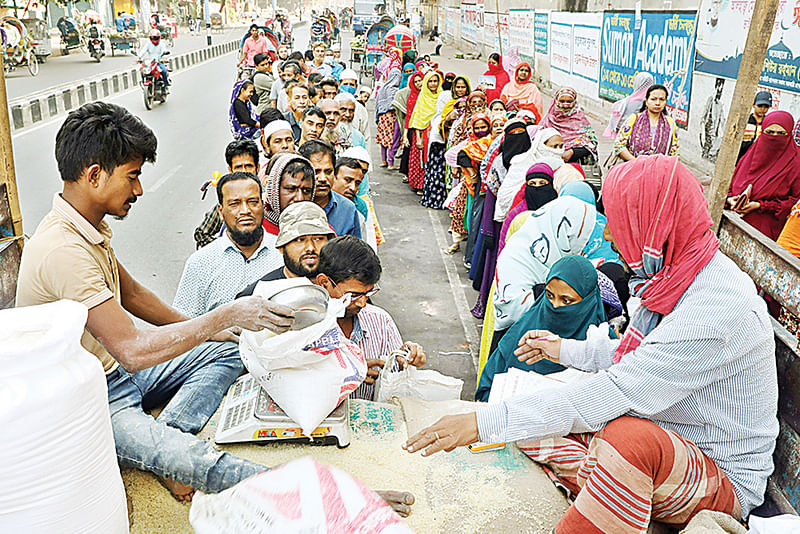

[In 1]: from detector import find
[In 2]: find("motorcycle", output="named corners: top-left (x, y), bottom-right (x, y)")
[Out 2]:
top-left (139, 51), bottom-right (170, 110)
top-left (85, 25), bottom-right (104, 62)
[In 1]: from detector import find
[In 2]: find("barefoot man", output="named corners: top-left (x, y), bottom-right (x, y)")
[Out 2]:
top-left (16, 102), bottom-right (415, 514)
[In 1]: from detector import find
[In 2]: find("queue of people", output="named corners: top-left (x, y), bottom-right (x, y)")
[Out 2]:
top-left (13, 29), bottom-right (798, 533)
top-left (371, 43), bottom-right (790, 534)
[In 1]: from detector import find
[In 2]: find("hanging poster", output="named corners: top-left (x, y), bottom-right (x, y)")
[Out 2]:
top-left (599, 11), bottom-right (696, 127)
top-left (509, 8), bottom-right (534, 58)
top-left (534, 11), bottom-right (549, 54)
top-left (483, 11), bottom-right (509, 51)
top-left (695, 0), bottom-right (800, 93)
top-left (549, 12), bottom-right (602, 102)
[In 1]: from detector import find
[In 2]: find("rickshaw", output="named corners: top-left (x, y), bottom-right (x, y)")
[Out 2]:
top-left (1, 16), bottom-right (38, 76)
top-left (362, 18), bottom-right (393, 81)
top-left (56, 16), bottom-right (81, 55)
top-left (210, 13), bottom-right (223, 33)
top-left (21, 17), bottom-right (51, 62)
top-left (383, 24), bottom-right (416, 55)
top-left (236, 26), bottom-right (278, 80)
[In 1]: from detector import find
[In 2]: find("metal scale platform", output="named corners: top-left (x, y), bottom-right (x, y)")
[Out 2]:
top-left (214, 374), bottom-right (351, 448)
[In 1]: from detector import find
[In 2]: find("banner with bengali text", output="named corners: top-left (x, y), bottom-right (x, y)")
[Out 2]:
top-left (549, 12), bottom-right (602, 102)
top-left (600, 11), bottom-right (696, 127)
top-left (509, 8), bottom-right (534, 59)
top-left (534, 11), bottom-right (549, 54)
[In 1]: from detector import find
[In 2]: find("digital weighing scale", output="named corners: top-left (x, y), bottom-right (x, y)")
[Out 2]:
top-left (214, 374), bottom-right (351, 448)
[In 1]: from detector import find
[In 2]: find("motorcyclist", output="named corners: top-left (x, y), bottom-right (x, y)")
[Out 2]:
top-left (139, 29), bottom-right (171, 89)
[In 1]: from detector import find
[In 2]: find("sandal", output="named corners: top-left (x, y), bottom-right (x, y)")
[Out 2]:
top-left (402, 177), bottom-right (409, 184)
top-left (445, 243), bottom-right (460, 254)
top-left (380, 162), bottom-right (388, 167)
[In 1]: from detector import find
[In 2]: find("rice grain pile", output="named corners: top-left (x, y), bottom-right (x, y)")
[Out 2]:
top-left (123, 399), bottom-right (569, 533)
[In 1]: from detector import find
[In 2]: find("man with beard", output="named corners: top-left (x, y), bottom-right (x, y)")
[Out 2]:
top-left (339, 69), bottom-right (370, 141)
top-left (298, 106), bottom-right (326, 145)
top-left (194, 140), bottom-right (261, 249)
top-left (334, 93), bottom-right (367, 150)
top-left (299, 139), bottom-right (361, 238)
top-left (259, 114), bottom-right (295, 159)
top-left (318, 98), bottom-right (342, 149)
top-left (261, 152), bottom-right (316, 235)
top-left (175, 172), bottom-right (284, 317)
top-left (16, 102), bottom-right (295, 503)
top-left (314, 236), bottom-right (426, 401)
top-left (236, 201), bottom-right (335, 296)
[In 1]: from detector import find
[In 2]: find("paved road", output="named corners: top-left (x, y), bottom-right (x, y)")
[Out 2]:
top-left (5, 26), bottom-right (246, 99)
top-left (11, 25), bottom-right (485, 398)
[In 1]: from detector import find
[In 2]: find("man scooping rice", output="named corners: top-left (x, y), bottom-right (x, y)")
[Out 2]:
top-left (405, 155), bottom-right (778, 533)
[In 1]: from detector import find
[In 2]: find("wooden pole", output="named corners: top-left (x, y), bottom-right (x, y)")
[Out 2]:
top-left (0, 56), bottom-right (22, 238)
top-left (494, 0), bottom-right (502, 56)
top-left (707, 0), bottom-right (779, 231)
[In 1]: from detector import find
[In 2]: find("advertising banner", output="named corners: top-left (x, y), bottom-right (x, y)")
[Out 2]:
top-left (534, 11), bottom-right (549, 54)
top-left (439, 8), bottom-right (446, 38)
top-left (483, 11), bottom-right (509, 51)
top-left (446, 7), bottom-right (458, 38)
top-left (461, 3), bottom-right (478, 43)
top-left (600, 11), bottom-right (696, 126)
top-left (549, 12), bottom-right (602, 102)
top-left (509, 8), bottom-right (534, 58)
top-left (695, 0), bottom-right (800, 93)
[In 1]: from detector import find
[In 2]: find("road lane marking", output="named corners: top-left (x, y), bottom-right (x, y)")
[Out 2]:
top-left (11, 51), bottom-right (236, 139)
top-left (147, 164), bottom-right (183, 192)
top-left (427, 209), bottom-right (480, 371)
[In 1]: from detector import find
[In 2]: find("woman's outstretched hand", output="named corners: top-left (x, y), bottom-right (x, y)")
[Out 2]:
top-left (514, 329), bottom-right (562, 365)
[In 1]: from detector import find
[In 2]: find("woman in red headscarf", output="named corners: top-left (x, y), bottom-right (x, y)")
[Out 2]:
top-left (480, 52), bottom-right (510, 102)
top-left (500, 62), bottom-right (543, 121)
top-left (399, 71), bottom-right (423, 182)
top-left (728, 109), bottom-right (800, 241)
top-left (405, 155), bottom-right (777, 534)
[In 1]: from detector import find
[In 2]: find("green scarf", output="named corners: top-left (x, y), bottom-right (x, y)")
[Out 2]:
top-left (476, 255), bottom-right (611, 401)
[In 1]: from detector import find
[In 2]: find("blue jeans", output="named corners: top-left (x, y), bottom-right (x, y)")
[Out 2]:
top-left (157, 61), bottom-right (170, 86)
top-left (107, 341), bottom-right (266, 493)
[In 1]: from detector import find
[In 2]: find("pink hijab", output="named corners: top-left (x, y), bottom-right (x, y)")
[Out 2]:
top-left (500, 63), bottom-right (543, 120)
top-left (603, 155), bottom-right (719, 361)
top-left (539, 87), bottom-right (597, 153)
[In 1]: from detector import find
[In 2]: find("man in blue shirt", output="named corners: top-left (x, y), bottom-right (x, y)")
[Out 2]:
top-left (299, 139), bottom-right (362, 238)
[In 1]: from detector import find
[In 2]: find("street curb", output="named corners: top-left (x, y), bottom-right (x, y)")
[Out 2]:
top-left (9, 39), bottom-right (240, 132)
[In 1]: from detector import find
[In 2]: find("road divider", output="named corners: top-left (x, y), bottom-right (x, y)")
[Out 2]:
top-left (9, 39), bottom-right (240, 132)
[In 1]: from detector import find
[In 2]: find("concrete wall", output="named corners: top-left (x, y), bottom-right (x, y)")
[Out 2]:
top-left (434, 0), bottom-right (800, 178)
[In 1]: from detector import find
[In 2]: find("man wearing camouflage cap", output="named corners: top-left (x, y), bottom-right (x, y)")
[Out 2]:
top-left (237, 201), bottom-right (335, 297)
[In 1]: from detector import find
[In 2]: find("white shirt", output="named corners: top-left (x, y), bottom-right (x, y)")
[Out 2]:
top-left (138, 40), bottom-right (169, 62)
top-left (173, 231), bottom-right (283, 317)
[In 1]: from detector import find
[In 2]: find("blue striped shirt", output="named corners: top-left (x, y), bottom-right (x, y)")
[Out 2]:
top-left (476, 252), bottom-right (779, 516)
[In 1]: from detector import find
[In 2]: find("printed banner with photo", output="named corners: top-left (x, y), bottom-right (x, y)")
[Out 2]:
top-left (695, 0), bottom-right (800, 93)
top-left (549, 12), bottom-right (603, 102)
top-left (599, 11), bottom-right (696, 127)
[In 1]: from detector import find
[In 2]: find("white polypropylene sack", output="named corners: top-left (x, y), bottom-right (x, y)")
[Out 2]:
top-left (239, 281), bottom-right (367, 436)
top-left (0, 300), bottom-right (128, 534)
top-left (190, 456), bottom-right (413, 534)
top-left (748, 514), bottom-right (800, 533)
top-left (375, 352), bottom-right (463, 402)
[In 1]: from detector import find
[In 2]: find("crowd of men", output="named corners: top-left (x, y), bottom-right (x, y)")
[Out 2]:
top-left (14, 30), bottom-right (429, 509)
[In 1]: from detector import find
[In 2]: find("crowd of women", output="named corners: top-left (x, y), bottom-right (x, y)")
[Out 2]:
top-left (372, 49), bottom-right (800, 341)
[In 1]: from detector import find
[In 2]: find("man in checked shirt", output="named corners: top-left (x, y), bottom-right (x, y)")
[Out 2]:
top-left (314, 235), bottom-right (427, 400)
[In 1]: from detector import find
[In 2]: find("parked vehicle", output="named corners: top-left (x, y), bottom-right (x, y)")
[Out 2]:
top-left (1, 16), bottom-right (38, 76)
top-left (20, 17), bottom-right (50, 62)
top-left (56, 16), bottom-right (81, 55)
top-left (139, 51), bottom-right (170, 110)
